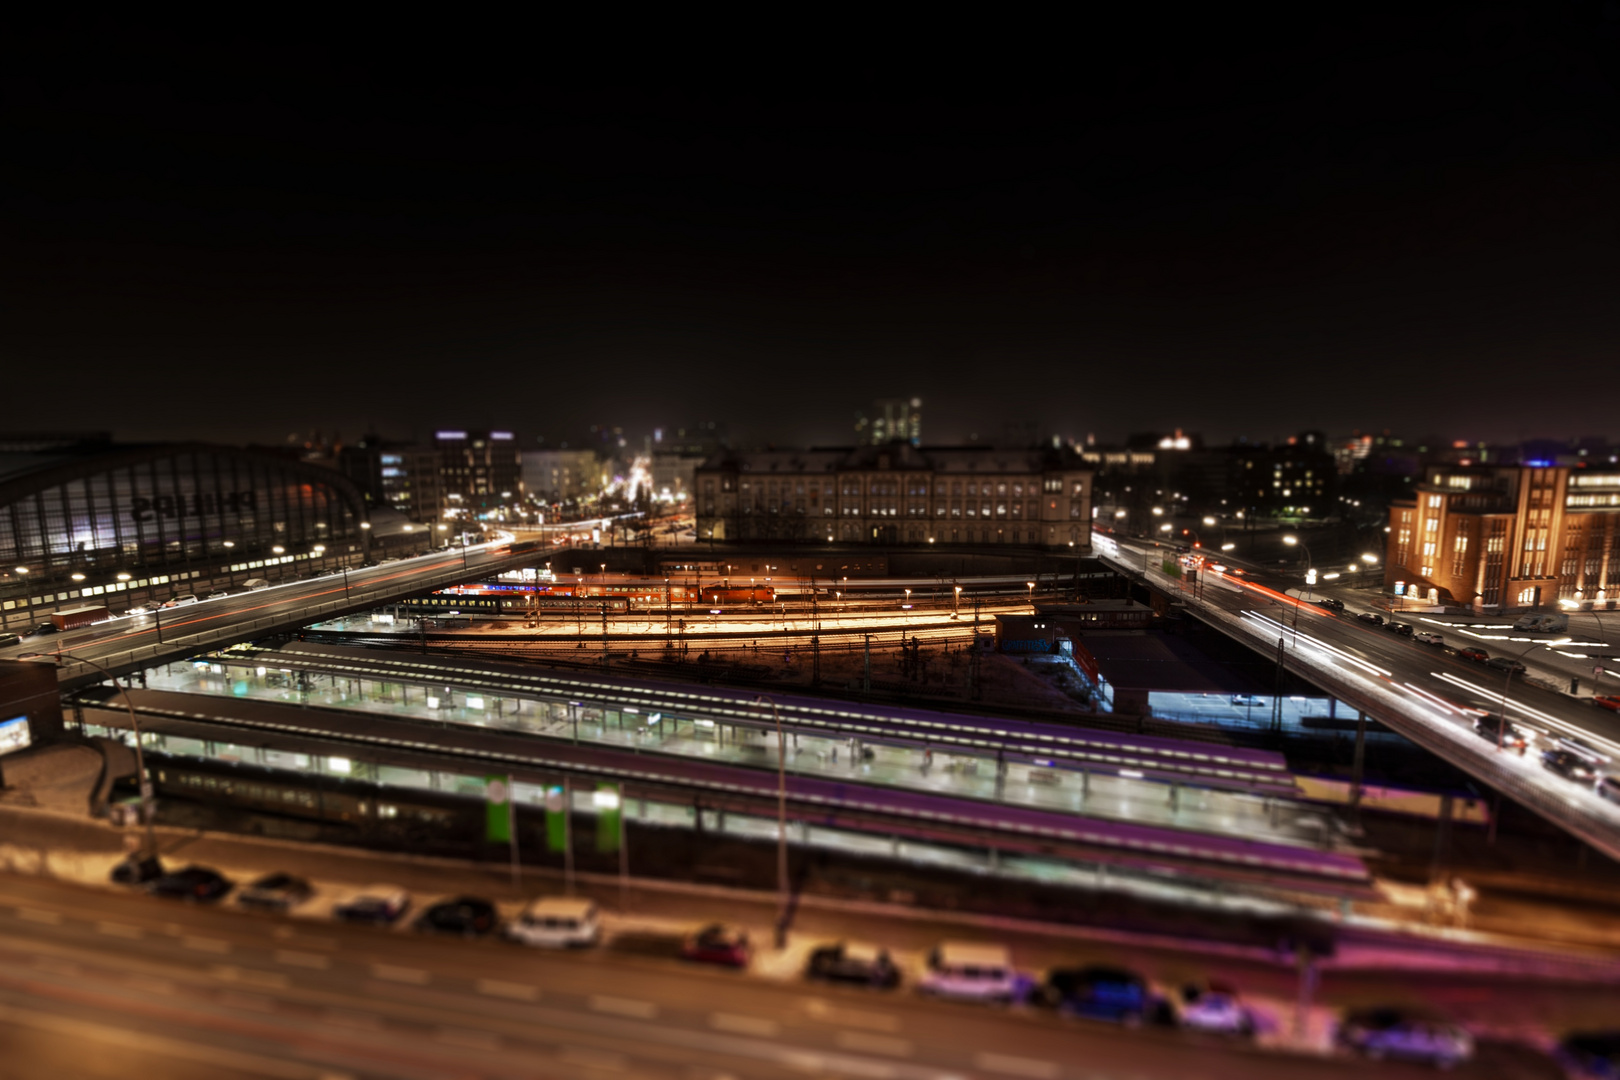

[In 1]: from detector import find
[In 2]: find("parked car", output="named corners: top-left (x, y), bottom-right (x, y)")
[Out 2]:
top-left (805, 941), bottom-right (901, 989)
top-left (919, 942), bottom-right (1022, 1003)
top-left (1413, 631), bottom-right (1445, 646)
top-left (1336, 1008), bottom-right (1473, 1068)
top-left (1385, 622), bottom-right (1414, 637)
top-left (21, 623), bottom-right (58, 638)
top-left (1356, 611), bottom-right (1383, 625)
top-left (1556, 1030), bottom-right (1620, 1078)
top-left (1314, 598), bottom-right (1345, 613)
top-left (148, 865), bottom-right (232, 903)
top-left (124, 605), bottom-right (154, 617)
top-left (240, 578), bottom-right (271, 590)
top-left (236, 872), bottom-right (314, 912)
top-left (0, 632), bottom-right (19, 648)
top-left (1543, 748), bottom-right (1603, 786)
top-left (204, 590), bottom-right (231, 600)
top-left (1473, 713), bottom-right (1531, 753)
top-left (1040, 965), bottom-right (1159, 1024)
top-left (332, 885), bottom-right (411, 925)
top-left (109, 853), bottom-right (164, 885)
top-left (1486, 656), bottom-right (1527, 677)
top-left (504, 896), bottom-right (600, 948)
top-left (169, 594), bottom-right (199, 607)
top-left (415, 896), bottom-right (498, 938)
top-left (1599, 776), bottom-right (1620, 805)
top-left (1593, 696), bottom-right (1620, 713)
top-left (1458, 647), bottom-right (1489, 663)
top-left (680, 923), bottom-right (751, 968)
top-left (1178, 981), bottom-right (1254, 1035)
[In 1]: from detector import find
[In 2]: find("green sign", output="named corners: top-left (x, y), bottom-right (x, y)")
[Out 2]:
top-left (484, 776), bottom-right (511, 843)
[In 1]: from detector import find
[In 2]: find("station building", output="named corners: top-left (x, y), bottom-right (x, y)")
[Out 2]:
top-left (695, 443), bottom-right (1093, 550)
top-left (0, 437), bottom-right (375, 630)
top-left (1385, 463), bottom-right (1620, 611)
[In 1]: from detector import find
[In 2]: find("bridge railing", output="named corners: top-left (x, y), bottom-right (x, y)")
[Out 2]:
top-left (1124, 557), bottom-right (1620, 861)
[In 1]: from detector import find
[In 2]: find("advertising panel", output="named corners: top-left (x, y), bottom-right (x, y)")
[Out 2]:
top-left (0, 717), bottom-right (31, 757)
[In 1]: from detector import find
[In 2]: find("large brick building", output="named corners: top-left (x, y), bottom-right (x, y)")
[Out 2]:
top-left (1385, 463), bottom-right (1620, 612)
top-left (695, 444), bottom-right (1092, 549)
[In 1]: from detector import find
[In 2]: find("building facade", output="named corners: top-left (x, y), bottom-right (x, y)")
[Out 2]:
top-left (0, 442), bottom-right (371, 629)
top-left (339, 438), bottom-right (444, 523)
top-left (1385, 464), bottom-right (1620, 611)
top-left (522, 449), bottom-right (606, 504)
top-left (696, 444), bottom-right (1092, 549)
top-left (434, 430), bottom-right (522, 510)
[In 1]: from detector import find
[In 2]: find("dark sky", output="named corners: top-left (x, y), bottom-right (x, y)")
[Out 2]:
top-left (5, 9), bottom-right (1620, 451)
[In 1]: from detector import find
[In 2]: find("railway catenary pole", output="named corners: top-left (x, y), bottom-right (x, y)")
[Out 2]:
top-left (29, 650), bottom-right (156, 858)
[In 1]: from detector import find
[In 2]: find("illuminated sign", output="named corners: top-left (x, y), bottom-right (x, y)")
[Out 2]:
top-left (0, 717), bottom-right (30, 757)
top-left (131, 491), bottom-right (256, 522)
top-left (435, 431), bottom-right (468, 441)
top-left (491, 431), bottom-right (514, 440)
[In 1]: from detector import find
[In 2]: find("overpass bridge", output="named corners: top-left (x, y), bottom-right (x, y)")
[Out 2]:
top-left (1093, 531), bottom-right (1620, 864)
top-left (13, 539), bottom-right (544, 691)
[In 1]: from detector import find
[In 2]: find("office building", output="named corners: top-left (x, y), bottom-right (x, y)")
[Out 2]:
top-left (1386, 464), bottom-right (1620, 611)
top-left (434, 430), bottom-right (522, 510)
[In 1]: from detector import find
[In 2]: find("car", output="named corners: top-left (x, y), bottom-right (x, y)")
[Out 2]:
top-left (1314, 598), bottom-right (1345, 613)
top-left (1593, 696), bottom-right (1620, 713)
top-left (415, 896), bottom-right (499, 937)
top-left (806, 941), bottom-right (901, 988)
top-left (0, 632), bottom-right (19, 648)
top-left (1178, 980), bottom-right (1254, 1035)
top-left (1336, 1008), bottom-right (1473, 1069)
top-left (147, 865), bottom-right (232, 903)
top-left (1556, 1030), bottom-right (1620, 1078)
top-left (1473, 714), bottom-right (1530, 753)
top-left (1385, 621), bottom-right (1414, 637)
top-left (1543, 749), bottom-right (1602, 786)
top-left (1039, 965), bottom-right (1160, 1023)
top-left (680, 923), bottom-right (751, 968)
top-left (204, 590), bottom-right (231, 600)
top-left (358, 560), bottom-right (379, 569)
top-left (21, 623), bottom-right (58, 638)
top-left (236, 872), bottom-right (314, 911)
top-left (1229, 694), bottom-right (1264, 708)
top-left (1486, 656), bottom-right (1527, 676)
top-left (332, 885), bottom-right (412, 925)
top-left (170, 594), bottom-right (199, 607)
top-left (124, 605), bottom-right (154, 617)
top-left (1600, 776), bottom-right (1620, 805)
top-left (919, 941), bottom-right (1023, 1003)
top-left (504, 896), bottom-right (600, 948)
top-left (1413, 631), bottom-right (1445, 646)
top-left (1458, 647), bottom-right (1489, 662)
top-left (1356, 612), bottom-right (1384, 625)
top-left (109, 853), bottom-right (164, 885)
top-left (240, 578), bottom-right (271, 590)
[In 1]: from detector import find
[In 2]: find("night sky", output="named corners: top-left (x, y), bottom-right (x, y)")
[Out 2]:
top-left (5, 10), bottom-right (1619, 451)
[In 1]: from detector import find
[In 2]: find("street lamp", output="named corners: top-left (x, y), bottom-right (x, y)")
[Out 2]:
top-left (1497, 639), bottom-right (1572, 751)
top-left (25, 650), bottom-right (155, 856)
top-left (752, 694), bottom-right (790, 949)
top-left (1026, 581), bottom-right (1035, 604)
top-left (1282, 535), bottom-right (1315, 643)
top-left (953, 584), bottom-right (962, 619)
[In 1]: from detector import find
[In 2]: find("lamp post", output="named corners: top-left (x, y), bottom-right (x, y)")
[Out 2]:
top-left (1497, 638), bottom-right (1570, 750)
top-left (1282, 534), bottom-right (1315, 644)
top-left (27, 650), bottom-right (155, 856)
top-left (752, 694), bottom-right (790, 949)
top-left (953, 584), bottom-right (961, 620)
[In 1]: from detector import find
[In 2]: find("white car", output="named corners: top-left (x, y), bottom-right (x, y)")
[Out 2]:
top-left (1178, 982), bottom-right (1254, 1035)
top-left (916, 941), bottom-right (1024, 1003)
top-left (1414, 631), bottom-right (1445, 646)
top-left (504, 896), bottom-right (600, 948)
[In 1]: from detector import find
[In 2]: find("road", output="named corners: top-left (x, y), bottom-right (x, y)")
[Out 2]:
top-left (1, 542), bottom-right (517, 677)
top-left (1104, 535), bottom-right (1620, 845)
top-left (0, 873), bottom-right (1562, 1079)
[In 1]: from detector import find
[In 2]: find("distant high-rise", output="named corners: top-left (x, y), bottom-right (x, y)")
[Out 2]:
top-left (856, 397), bottom-right (921, 446)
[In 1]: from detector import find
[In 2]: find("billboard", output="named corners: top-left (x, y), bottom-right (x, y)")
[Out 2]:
top-left (0, 717), bottom-right (31, 757)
